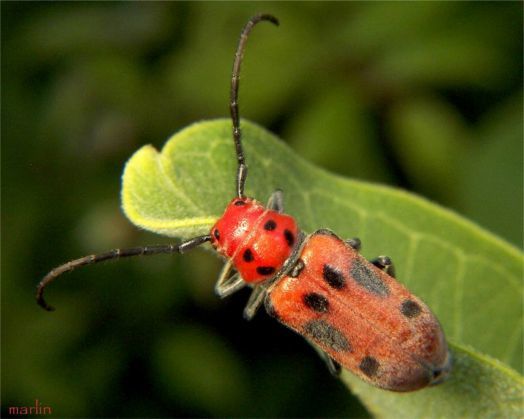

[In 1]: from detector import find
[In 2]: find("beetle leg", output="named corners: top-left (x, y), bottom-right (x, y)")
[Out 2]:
top-left (243, 286), bottom-right (266, 320)
top-left (371, 255), bottom-right (396, 278)
top-left (308, 340), bottom-right (341, 377)
top-left (215, 259), bottom-right (246, 298)
top-left (345, 237), bottom-right (361, 251)
top-left (325, 355), bottom-right (342, 377)
top-left (267, 189), bottom-right (284, 213)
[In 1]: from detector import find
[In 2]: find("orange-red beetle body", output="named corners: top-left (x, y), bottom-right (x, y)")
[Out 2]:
top-left (210, 199), bottom-right (450, 391)
top-left (266, 230), bottom-right (450, 391)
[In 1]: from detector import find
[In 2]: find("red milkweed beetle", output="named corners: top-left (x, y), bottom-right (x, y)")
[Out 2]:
top-left (36, 14), bottom-right (451, 392)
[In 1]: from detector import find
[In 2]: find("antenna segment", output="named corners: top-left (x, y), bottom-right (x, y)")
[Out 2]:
top-left (230, 13), bottom-right (279, 198)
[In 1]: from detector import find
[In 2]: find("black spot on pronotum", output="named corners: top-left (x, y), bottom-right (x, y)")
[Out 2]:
top-left (264, 219), bottom-right (277, 230)
top-left (304, 292), bottom-right (329, 313)
top-left (257, 266), bottom-right (275, 276)
top-left (264, 295), bottom-right (279, 320)
top-left (284, 229), bottom-right (295, 246)
top-left (303, 320), bottom-right (350, 352)
top-left (350, 259), bottom-right (390, 297)
top-left (401, 299), bottom-right (422, 318)
top-left (323, 264), bottom-right (345, 289)
top-left (359, 356), bottom-right (379, 377)
top-left (213, 229), bottom-right (220, 240)
top-left (243, 249), bottom-right (254, 262)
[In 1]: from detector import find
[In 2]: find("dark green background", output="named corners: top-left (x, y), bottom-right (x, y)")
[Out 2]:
top-left (2, 2), bottom-right (522, 417)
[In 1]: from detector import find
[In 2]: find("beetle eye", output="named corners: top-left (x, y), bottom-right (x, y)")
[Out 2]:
top-left (213, 229), bottom-right (220, 240)
top-left (234, 199), bottom-right (246, 206)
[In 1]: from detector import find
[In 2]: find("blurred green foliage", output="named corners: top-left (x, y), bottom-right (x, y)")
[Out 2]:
top-left (2, 2), bottom-right (522, 418)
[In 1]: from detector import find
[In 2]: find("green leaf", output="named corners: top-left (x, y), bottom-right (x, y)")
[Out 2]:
top-left (122, 119), bottom-right (523, 415)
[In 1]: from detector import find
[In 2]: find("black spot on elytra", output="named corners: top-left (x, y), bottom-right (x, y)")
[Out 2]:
top-left (264, 295), bottom-right (279, 320)
top-left (257, 266), bottom-right (275, 276)
top-left (284, 229), bottom-right (295, 246)
top-left (213, 229), bottom-right (220, 240)
top-left (303, 320), bottom-right (350, 352)
top-left (304, 293), bottom-right (329, 313)
top-left (243, 249), bottom-right (254, 262)
top-left (401, 299), bottom-right (422, 318)
top-left (264, 219), bottom-right (277, 231)
top-left (323, 264), bottom-right (346, 289)
top-left (359, 356), bottom-right (379, 377)
top-left (350, 259), bottom-right (390, 297)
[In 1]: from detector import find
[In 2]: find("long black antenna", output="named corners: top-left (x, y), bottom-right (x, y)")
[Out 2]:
top-left (36, 235), bottom-right (212, 311)
top-left (230, 14), bottom-right (279, 198)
